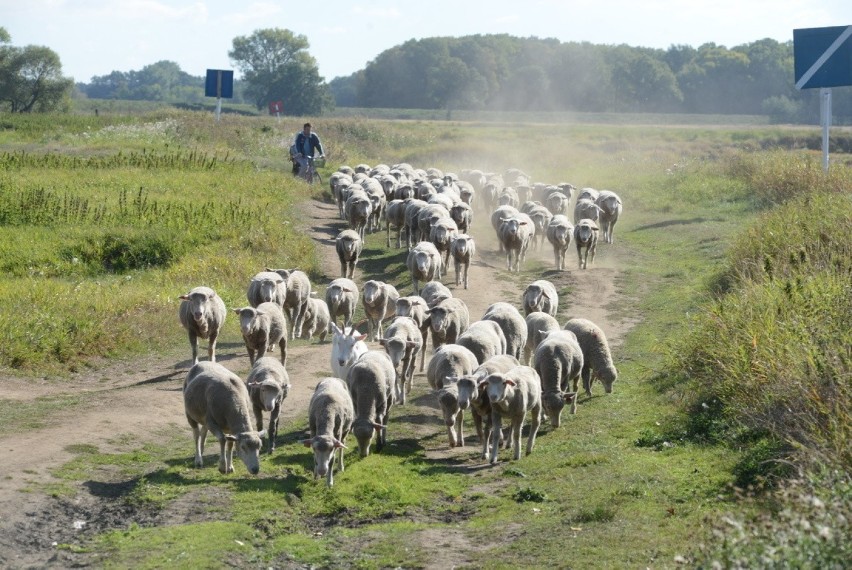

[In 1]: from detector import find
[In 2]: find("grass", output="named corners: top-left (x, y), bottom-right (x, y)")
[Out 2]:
top-left (2, 110), bottom-right (849, 567)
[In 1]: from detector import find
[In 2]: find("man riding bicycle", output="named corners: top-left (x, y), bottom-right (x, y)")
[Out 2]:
top-left (290, 122), bottom-right (325, 179)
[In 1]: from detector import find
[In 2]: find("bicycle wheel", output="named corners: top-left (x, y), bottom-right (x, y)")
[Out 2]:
top-left (313, 170), bottom-right (322, 186)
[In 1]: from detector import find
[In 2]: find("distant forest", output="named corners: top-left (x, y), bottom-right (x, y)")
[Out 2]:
top-left (77, 34), bottom-right (852, 123)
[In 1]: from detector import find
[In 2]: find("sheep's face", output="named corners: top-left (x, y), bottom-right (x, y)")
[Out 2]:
top-left (381, 337), bottom-right (408, 368)
top-left (235, 432), bottom-right (264, 475)
top-left (485, 374), bottom-right (513, 404)
top-left (439, 389), bottom-right (460, 425)
top-left (256, 278), bottom-right (283, 304)
top-left (575, 222), bottom-right (597, 244)
top-left (429, 308), bottom-right (450, 333)
top-left (353, 421), bottom-right (375, 458)
top-left (542, 392), bottom-right (567, 428)
top-left (414, 251), bottom-right (431, 274)
top-left (363, 281), bottom-right (382, 305)
top-left (452, 237), bottom-right (470, 256)
top-left (236, 307), bottom-right (260, 333)
top-left (184, 291), bottom-right (214, 321)
top-left (456, 377), bottom-right (479, 410)
top-left (307, 435), bottom-right (337, 479)
top-left (501, 218), bottom-right (521, 237)
top-left (255, 382), bottom-right (282, 413)
top-left (395, 299), bottom-right (414, 317)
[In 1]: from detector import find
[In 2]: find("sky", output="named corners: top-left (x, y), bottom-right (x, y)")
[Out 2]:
top-left (2, 0), bottom-right (849, 83)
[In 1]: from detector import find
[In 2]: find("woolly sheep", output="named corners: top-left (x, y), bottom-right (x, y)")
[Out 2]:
top-left (428, 296), bottom-right (470, 350)
top-left (482, 301), bottom-right (528, 361)
top-left (449, 202), bottom-right (473, 234)
top-left (449, 234), bottom-right (476, 290)
top-left (346, 350), bottom-right (396, 457)
top-left (330, 172), bottom-right (354, 218)
top-left (457, 180), bottom-right (476, 208)
top-left (183, 361), bottom-right (265, 475)
top-left (362, 280), bottom-right (400, 342)
top-left (395, 295), bottom-right (431, 371)
top-left (574, 197), bottom-right (603, 224)
top-left (533, 330), bottom-right (582, 427)
top-left (325, 278), bottom-right (359, 330)
top-left (522, 279), bottom-right (559, 317)
top-left (267, 268), bottom-right (311, 340)
top-left (577, 187), bottom-right (600, 203)
top-left (426, 343), bottom-right (479, 391)
top-left (429, 216), bottom-right (459, 269)
top-left (436, 377), bottom-right (466, 447)
top-left (299, 296), bottom-right (330, 342)
top-left (178, 286), bottom-right (226, 366)
top-left (417, 203), bottom-right (450, 243)
top-left (498, 186), bottom-right (520, 208)
top-left (300, 377), bottom-right (354, 487)
top-left (595, 190), bottom-right (623, 244)
top-left (523, 311), bottom-right (561, 365)
top-left (379, 316), bottom-right (423, 405)
top-left (456, 320), bottom-right (508, 365)
top-left (335, 229), bottom-right (363, 279)
top-left (345, 192), bottom-right (373, 239)
top-left (546, 215), bottom-right (574, 271)
top-left (526, 205), bottom-right (553, 251)
top-left (402, 199), bottom-right (429, 249)
top-left (482, 366), bottom-right (542, 464)
top-left (385, 198), bottom-right (409, 248)
top-left (246, 271), bottom-right (287, 308)
top-left (545, 191), bottom-right (571, 217)
top-left (407, 241), bottom-right (443, 295)
top-left (498, 214), bottom-right (534, 272)
top-left (330, 324), bottom-right (368, 379)
top-left (361, 177), bottom-right (386, 233)
top-left (455, 354), bottom-right (520, 458)
top-left (574, 218), bottom-right (599, 270)
top-left (234, 302), bottom-right (288, 367)
top-left (419, 281), bottom-right (452, 308)
top-left (245, 356), bottom-right (291, 454)
top-left (563, 317), bottom-right (618, 397)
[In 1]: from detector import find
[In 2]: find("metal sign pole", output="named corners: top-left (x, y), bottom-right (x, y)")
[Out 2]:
top-left (820, 88), bottom-right (831, 172)
top-left (215, 71), bottom-right (223, 123)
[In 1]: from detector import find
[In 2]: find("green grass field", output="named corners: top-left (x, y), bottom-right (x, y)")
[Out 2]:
top-left (0, 108), bottom-right (848, 568)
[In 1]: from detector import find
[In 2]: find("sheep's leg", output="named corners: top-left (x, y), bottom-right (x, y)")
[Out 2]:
top-left (527, 405), bottom-right (541, 456)
top-left (207, 330), bottom-right (218, 363)
top-left (253, 403), bottom-right (264, 433)
top-left (279, 337), bottom-right (287, 368)
top-left (267, 403), bottom-right (280, 454)
top-left (582, 365), bottom-right (593, 397)
top-left (489, 413), bottom-right (502, 465)
top-left (191, 423), bottom-right (205, 467)
top-left (511, 418), bottom-right (523, 461)
top-left (188, 331), bottom-right (199, 365)
top-left (455, 410), bottom-right (464, 447)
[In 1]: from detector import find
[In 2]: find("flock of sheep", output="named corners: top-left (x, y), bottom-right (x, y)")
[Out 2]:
top-left (178, 161), bottom-right (622, 486)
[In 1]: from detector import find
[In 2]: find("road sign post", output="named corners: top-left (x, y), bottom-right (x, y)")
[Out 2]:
top-left (794, 25), bottom-right (852, 171)
top-left (205, 69), bottom-right (235, 123)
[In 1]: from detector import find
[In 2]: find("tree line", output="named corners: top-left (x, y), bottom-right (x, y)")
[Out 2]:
top-left (2, 26), bottom-right (850, 123)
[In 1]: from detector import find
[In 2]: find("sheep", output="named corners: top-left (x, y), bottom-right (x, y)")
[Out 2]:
top-left (563, 317), bottom-right (618, 397)
top-left (429, 217), bottom-right (459, 269)
top-left (498, 186), bottom-right (520, 208)
top-left (325, 278), bottom-right (359, 330)
top-left (361, 177), bottom-right (386, 233)
top-left (457, 180), bottom-right (476, 208)
top-left (300, 377), bottom-right (354, 488)
top-left (299, 296), bottom-right (330, 342)
top-left (330, 172), bottom-right (354, 218)
top-left (403, 199), bottom-right (429, 249)
top-left (545, 191), bottom-right (571, 217)
top-left (330, 324), bottom-right (368, 379)
top-left (246, 271), bottom-right (287, 308)
top-left (245, 356), bottom-right (291, 454)
top-left (595, 190), bottom-right (623, 244)
top-left (449, 201), bottom-right (473, 234)
top-left (345, 192), bottom-right (373, 239)
top-left (522, 279), bottom-right (559, 317)
top-left (574, 218), bottom-right (599, 270)
top-left (524, 311), bottom-right (561, 365)
top-left (346, 350), bottom-right (396, 457)
top-left (449, 234), bottom-right (476, 289)
top-left (498, 214), bottom-right (534, 272)
top-left (233, 302), bottom-right (288, 367)
top-left (178, 286), bottom-right (226, 366)
top-left (482, 301), bottom-right (528, 362)
top-left (362, 280), bottom-right (400, 342)
top-left (533, 330), bottom-right (582, 428)
top-left (395, 296), bottom-right (431, 371)
top-left (454, 354), bottom-right (520, 458)
top-left (406, 241), bottom-right (443, 295)
top-left (573, 197), bottom-right (602, 225)
top-left (183, 361), bottom-right (265, 475)
top-left (526, 205), bottom-right (553, 250)
top-left (546, 215), bottom-right (574, 271)
top-left (335, 229), bottom-right (363, 279)
top-left (267, 268), bottom-right (311, 340)
top-left (577, 187), bottom-right (600, 203)
top-left (385, 198), bottom-right (409, 248)
top-left (379, 316), bottom-right (423, 405)
top-left (427, 343), bottom-right (479, 391)
top-left (417, 203), bottom-right (450, 243)
top-left (427, 296), bottom-right (470, 350)
top-left (456, 320), bottom-right (507, 365)
top-left (482, 366), bottom-right (542, 464)
top-left (419, 280), bottom-right (452, 308)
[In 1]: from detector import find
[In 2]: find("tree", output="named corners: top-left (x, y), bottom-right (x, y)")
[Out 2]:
top-left (0, 29), bottom-right (73, 112)
top-left (229, 28), bottom-right (333, 115)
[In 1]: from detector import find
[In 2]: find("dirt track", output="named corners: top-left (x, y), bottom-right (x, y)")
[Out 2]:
top-left (0, 195), bottom-right (635, 568)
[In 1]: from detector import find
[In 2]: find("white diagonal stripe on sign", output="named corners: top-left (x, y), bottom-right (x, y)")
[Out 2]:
top-left (796, 25), bottom-right (852, 89)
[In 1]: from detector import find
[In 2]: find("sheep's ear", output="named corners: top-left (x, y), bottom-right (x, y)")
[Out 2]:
top-left (564, 392), bottom-right (577, 403)
top-left (504, 379), bottom-right (517, 387)
top-left (371, 422), bottom-right (387, 431)
top-left (257, 430), bottom-right (267, 439)
top-left (300, 438), bottom-right (314, 448)
top-left (232, 308), bottom-right (241, 315)
top-left (378, 339), bottom-right (388, 347)
top-left (225, 434), bottom-right (238, 441)
top-left (406, 341), bottom-right (418, 349)
top-left (179, 294), bottom-right (190, 300)
top-left (333, 439), bottom-right (347, 449)
top-left (356, 333), bottom-right (368, 342)
top-left (477, 380), bottom-right (489, 390)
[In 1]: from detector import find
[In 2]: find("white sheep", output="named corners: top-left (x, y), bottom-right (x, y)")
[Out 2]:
top-left (330, 324), bottom-right (368, 380)
top-left (178, 286), bottom-right (226, 366)
top-left (233, 302), bottom-right (288, 367)
top-left (427, 296), bottom-right (470, 351)
top-left (246, 271), bottom-right (287, 308)
top-left (362, 280), bottom-right (400, 342)
top-left (595, 190), bottom-right (623, 244)
top-left (406, 241), bottom-right (442, 295)
top-left (429, 216), bottom-right (459, 269)
top-left (574, 197), bottom-right (603, 224)
top-left (379, 316), bottom-right (423, 405)
top-left (574, 218), bottom-right (599, 270)
top-left (490, 205), bottom-right (519, 252)
top-left (395, 295), bottom-right (431, 371)
top-left (533, 330), bottom-right (582, 428)
top-left (482, 301), bottom-right (528, 362)
top-left (525, 205), bottom-right (553, 251)
top-left (455, 320), bottom-right (507, 365)
top-left (346, 350), bottom-right (396, 457)
top-left (335, 229), bottom-right (363, 279)
top-left (385, 198), bottom-right (409, 248)
top-left (299, 296), bottom-right (330, 342)
top-left (522, 279), bottom-right (559, 317)
top-left (300, 377), bottom-right (354, 487)
top-left (402, 199), bottom-right (429, 249)
top-left (325, 278), bottom-right (359, 331)
top-left (417, 203), bottom-right (450, 243)
top-left (245, 356), bottom-right (290, 454)
top-left (545, 191), bottom-right (571, 217)
top-left (419, 281), bottom-right (452, 308)
top-left (563, 317), bottom-right (618, 397)
top-left (449, 234), bottom-right (476, 290)
top-left (498, 214), bottom-right (534, 272)
top-left (183, 361), bottom-right (265, 475)
top-left (577, 187), bottom-right (600, 203)
top-left (267, 268), bottom-right (311, 340)
top-left (427, 343), bottom-right (479, 391)
top-left (546, 215), bottom-right (574, 271)
top-left (482, 366), bottom-right (542, 464)
top-left (345, 193), bottom-right (373, 239)
top-left (523, 311), bottom-right (561, 365)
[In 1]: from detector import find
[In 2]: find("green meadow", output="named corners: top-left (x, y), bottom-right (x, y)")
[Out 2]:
top-left (0, 108), bottom-right (849, 568)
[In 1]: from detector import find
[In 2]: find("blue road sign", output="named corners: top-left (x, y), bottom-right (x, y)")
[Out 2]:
top-left (794, 25), bottom-right (852, 90)
top-left (205, 69), bottom-right (234, 98)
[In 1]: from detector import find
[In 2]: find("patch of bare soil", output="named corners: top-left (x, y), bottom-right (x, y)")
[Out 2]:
top-left (0, 195), bottom-right (637, 569)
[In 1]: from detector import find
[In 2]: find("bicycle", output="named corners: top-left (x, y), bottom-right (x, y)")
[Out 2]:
top-left (295, 155), bottom-right (325, 185)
